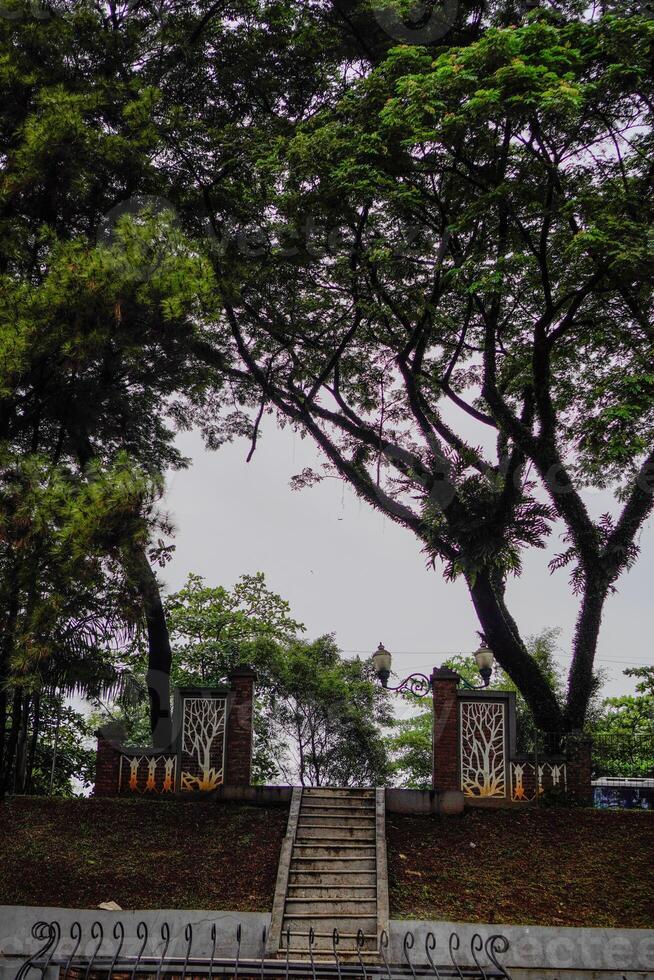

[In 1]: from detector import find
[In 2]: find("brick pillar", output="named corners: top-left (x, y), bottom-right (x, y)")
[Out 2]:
top-left (225, 667), bottom-right (257, 786)
top-left (93, 724), bottom-right (125, 797)
top-left (431, 667), bottom-right (461, 792)
top-left (566, 733), bottom-right (592, 804)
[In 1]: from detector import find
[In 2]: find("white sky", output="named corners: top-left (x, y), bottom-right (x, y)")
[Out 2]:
top-left (161, 425), bottom-right (653, 701)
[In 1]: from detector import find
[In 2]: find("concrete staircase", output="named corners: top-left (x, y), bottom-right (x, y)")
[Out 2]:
top-left (268, 787), bottom-right (389, 959)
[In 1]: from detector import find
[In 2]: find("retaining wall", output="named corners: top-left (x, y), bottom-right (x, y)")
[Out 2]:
top-left (2, 907), bottom-right (652, 979)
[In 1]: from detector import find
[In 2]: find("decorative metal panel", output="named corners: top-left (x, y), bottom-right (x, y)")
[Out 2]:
top-left (511, 761), bottom-right (567, 802)
top-left (118, 754), bottom-right (176, 794)
top-left (460, 700), bottom-right (507, 798)
top-left (180, 696), bottom-right (226, 792)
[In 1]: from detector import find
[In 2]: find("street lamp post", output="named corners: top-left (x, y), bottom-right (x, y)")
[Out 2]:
top-left (372, 641), bottom-right (494, 695)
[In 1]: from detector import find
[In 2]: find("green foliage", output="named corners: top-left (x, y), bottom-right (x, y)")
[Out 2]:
top-left (210, 9), bottom-right (654, 732)
top-left (165, 571), bottom-right (305, 687)
top-left (0, 450), bottom-right (165, 689)
top-left (26, 696), bottom-right (96, 796)
top-left (590, 667), bottom-right (654, 777)
top-left (387, 630), bottom-right (602, 787)
top-left (97, 573), bottom-right (392, 786)
top-left (1, 692), bottom-right (95, 796)
top-left (261, 634), bottom-right (392, 787)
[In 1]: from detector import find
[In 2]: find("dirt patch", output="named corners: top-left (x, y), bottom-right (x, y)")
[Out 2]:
top-left (387, 807), bottom-right (654, 928)
top-left (0, 797), bottom-right (288, 910)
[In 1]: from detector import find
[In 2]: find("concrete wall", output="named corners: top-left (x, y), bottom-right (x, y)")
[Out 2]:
top-left (388, 919), bottom-right (654, 980)
top-left (4, 907), bottom-right (652, 979)
top-left (177, 784), bottom-right (293, 806)
top-left (385, 787), bottom-right (464, 815)
top-left (0, 906), bottom-right (270, 976)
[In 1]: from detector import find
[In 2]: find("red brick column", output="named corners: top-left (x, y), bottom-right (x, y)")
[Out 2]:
top-left (431, 667), bottom-right (461, 792)
top-left (225, 668), bottom-right (257, 786)
top-left (566, 733), bottom-right (592, 804)
top-left (93, 727), bottom-right (124, 797)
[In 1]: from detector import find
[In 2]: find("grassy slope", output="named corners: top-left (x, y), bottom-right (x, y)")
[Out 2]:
top-left (0, 797), bottom-right (288, 911)
top-left (1, 799), bottom-right (652, 928)
top-left (387, 807), bottom-right (654, 928)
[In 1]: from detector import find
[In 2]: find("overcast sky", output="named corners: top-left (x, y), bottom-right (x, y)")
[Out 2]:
top-left (161, 424), bottom-right (653, 701)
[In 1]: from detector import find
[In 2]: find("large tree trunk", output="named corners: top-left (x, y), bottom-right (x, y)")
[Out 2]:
top-left (72, 440), bottom-right (174, 750)
top-left (468, 569), bottom-right (566, 732)
top-left (124, 546), bottom-right (173, 749)
top-left (566, 580), bottom-right (608, 730)
top-left (1, 687), bottom-right (22, 796)
top-left (14, 692), bottom-right (31, 793)
top-left (0, 585), bottom-right (19, 790)
top-left (25, 689), bottom-right (41, 794)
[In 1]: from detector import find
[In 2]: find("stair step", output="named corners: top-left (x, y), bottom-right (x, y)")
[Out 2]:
top-left (296, 830), bottom-right (376, 841)
top-left (279, 942), bottom-right (379, 963)
top-left (283, 913), bottom-right (376, 920)
top-left (289, 868), bottom-right (376, 875)
top-left (298, 815), bottom-right (376, 825)
top-left (282, 916), bottom-right (378, 936)
top-left (285, 900), bottom-right (376, 916)
top-left (281, 931), bottom-right (378, 940)
top-left (279, 943), bottom-right (379, 963)
top-left (301, 802), bottom-right (375, 810)
top-left (290, 860), bottom-right (376, 872)
top-left (303, 788), bottom-right (375, 795)
top-left (288, 887), bottom-right (376, 899)
top-left (289, 873), bottom-right (376, 886)
top-left (294, 842), bottom-right (375, 849)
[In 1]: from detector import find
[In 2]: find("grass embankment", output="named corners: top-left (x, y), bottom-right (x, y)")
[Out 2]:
top-left (0, 797), bottom-right (288, 911)
top-left (1, 799), bottom-right (652, 928)
top-left (387, 806), bottom-right (654, 928)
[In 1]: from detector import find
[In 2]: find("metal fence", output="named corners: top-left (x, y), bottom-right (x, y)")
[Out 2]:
top-left (591, 732), bottom-right (654, 778)
top-left (14, 920), bottom-right (512, 980)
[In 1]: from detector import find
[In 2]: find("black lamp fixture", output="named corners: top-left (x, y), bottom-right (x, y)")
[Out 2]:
top-left (372, 639), bottom-right (495, 695)
top-left (473, 640), bottom-right (495, 688)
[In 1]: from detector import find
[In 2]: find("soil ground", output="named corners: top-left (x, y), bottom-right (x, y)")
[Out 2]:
top-left (1, 799), bottom-right (652, 927)
top-left (387, 806), bottom-right (654, 928)
top-left (0, 797), bottom-right (288, 910)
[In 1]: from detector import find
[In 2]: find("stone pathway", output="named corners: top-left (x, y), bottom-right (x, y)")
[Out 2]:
top-left (267, 787), bottom-right (388, 959)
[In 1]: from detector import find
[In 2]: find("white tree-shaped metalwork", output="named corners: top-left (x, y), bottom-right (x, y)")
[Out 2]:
top-left (181, 697), bottom-right (226, 791)
top-left (460, 701), bottom-right (506, 798)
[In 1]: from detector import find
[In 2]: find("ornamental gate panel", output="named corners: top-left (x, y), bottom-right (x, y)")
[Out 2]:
top-left (459, 698), bottom-right (508, 800)
top-left (179, 693), bottom-right (227, 792)
top-left (94, 669), bottom-right (256, 796)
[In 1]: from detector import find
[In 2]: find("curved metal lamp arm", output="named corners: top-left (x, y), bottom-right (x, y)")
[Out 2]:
top-left (381, 673), bottom-right (432, 698)
top-left (381, 672), bottom-right (491, 695)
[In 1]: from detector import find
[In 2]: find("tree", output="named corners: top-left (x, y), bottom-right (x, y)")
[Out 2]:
top-left (0, 451), bottom-right (164, 793)
top-left (590, 667), bottom-right (654, 777)
top-left (96, 576), bottom-right (391, 786)
top-left (165, 572), bottom-right (305, 686)
top-left (18, 695), bottom-right (96, 797)
top-left (0, 0), bottom-right (384, 744)
top-left (388, 630), bottom-right (599, 787)
top-left (264, 635), bottom-right (392, 786)
top-left (204, 10), bottom-right (654, 733)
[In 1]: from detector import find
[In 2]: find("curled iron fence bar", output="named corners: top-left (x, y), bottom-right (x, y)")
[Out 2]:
top-left (130, 922), bottom-right (147, 980)
top-left (379, 932), bottom-right (393, 980)
top-left (402, 932), bottom-right (416, 980)
top-left (448, 933), bottom-right (464, 980)
top-left (108, 923), bottom-right (124, 980)
top-left (332, 929), bottom-right (343, 980)
top-left (356, 930), bottom-right (369, 980)
top-left (483, 938), bottom-right (511, 980)
top-left (12, 920), bottom-right (512, 980)
top-left (469, 936), bottom-right (486, 980)
top-left (424, 934), bottom-right (441, 980)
